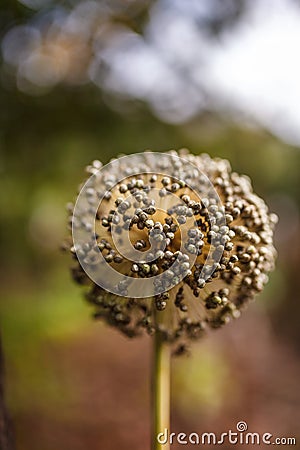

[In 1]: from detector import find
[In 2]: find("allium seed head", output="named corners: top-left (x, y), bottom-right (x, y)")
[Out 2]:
top-left (67, 150), bottom-right (277, 351)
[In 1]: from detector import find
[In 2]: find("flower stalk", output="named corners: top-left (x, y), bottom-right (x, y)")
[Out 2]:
top-left (152, 317), bottom-right (170, 450)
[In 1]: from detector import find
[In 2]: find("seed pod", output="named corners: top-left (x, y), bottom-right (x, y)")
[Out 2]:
top-left (68, 149), bottom-right (277, 350)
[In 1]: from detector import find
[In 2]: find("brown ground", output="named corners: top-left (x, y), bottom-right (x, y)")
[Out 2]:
top-left (9, 307), bottom-right (300, 450)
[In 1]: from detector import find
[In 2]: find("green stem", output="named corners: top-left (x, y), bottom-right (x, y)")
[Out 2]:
top-left (152, 328), bottom-right (171, 450)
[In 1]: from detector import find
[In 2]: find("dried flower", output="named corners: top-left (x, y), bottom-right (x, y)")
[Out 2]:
top-left (67, 150), bottom-right (277, 352)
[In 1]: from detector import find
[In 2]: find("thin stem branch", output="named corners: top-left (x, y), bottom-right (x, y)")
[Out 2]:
top-left (151, 328), bottom-right (171, 450)
top-left (0, 335), bottom-right (14, 450)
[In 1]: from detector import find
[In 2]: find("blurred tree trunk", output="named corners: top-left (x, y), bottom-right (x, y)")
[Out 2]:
top-left (0, 336), bottom-right (14, 450)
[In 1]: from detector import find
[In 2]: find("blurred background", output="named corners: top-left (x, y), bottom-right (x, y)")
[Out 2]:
top-left (0, 0), bottom-right (299, 449)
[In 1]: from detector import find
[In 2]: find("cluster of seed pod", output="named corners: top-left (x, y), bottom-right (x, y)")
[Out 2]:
top-left (68, 150), bottom-right (277, 353)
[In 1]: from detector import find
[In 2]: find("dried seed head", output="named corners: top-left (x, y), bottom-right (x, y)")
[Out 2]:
top-left (68, 150), bottom-right (277, 351)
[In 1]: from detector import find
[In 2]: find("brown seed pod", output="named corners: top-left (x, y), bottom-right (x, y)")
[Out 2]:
top-left (68, 150), bottom-right (277, 350)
